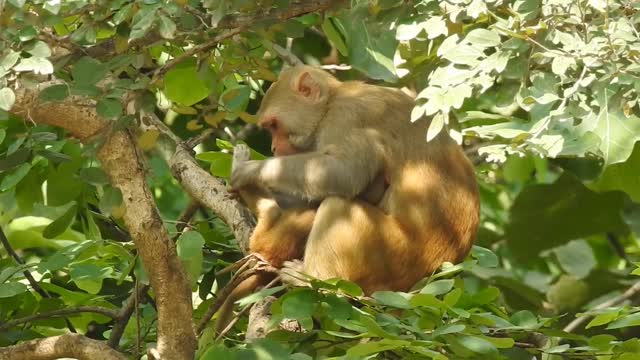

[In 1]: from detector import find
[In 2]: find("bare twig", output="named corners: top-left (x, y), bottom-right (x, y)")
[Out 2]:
top-left (0, 224), bottom-right (78, 333)
top-left (564, 281), bottom-right (640, 333)
top-left (215, 275), bottom-right (281, 340)
top-left (196, 256), bottom-right (278, 334)
top-left (107, 284), bottom-right (150, 349)
top-left (175, 200), bottom-right (201, 235)
top-left (0, 306), bottom-right (119, 332)
top-left (272, 43), bottom-right (303, 66)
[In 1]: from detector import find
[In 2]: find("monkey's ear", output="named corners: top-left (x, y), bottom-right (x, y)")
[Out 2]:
top-left (293, 71), bottom-right (324, 101)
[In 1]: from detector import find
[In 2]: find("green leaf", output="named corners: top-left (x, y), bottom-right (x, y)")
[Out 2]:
top-left (79, 167), bottom-right (109, 186)
top-left (69, 263), bottom-right (112, 294)
top-left (338, 10), bottom-right (397, 81)
top-left (176, 231), bottom-right (205, 287)
top-left (456, 336), bottom-right (498, 356)
top-left (607, 312), bottom-right (640, 329)
top-left (18, 26), bottom-right (37, 41)
top-left (1, 163), bottom-right (31, 191)
top-left (130, 7), bottom-right (157, 41)
top-left (347, 339), bottom-right (410, 357)
top-left (14, 57), bottom-right (53, 74)
top-left (372, 291), bottom-right (411, 308)
top-left (96, 98), bottom-right (123, 119)
top-left (43, 203), bottom-right (77, 239)
top-left (26, 41), bottom-right (52, 58)
top-left (553, 239), bottom-right (596, 279)
top-left (0, 129), bottom-right (5, 145)
top-left (0, 282), bottom-right (28, 298)
top-left (507, 173), bottom-right (627, 260)
top-left (164, 58), bottom-right (211, 106)
top-left (595, 142), bottom-right (640, 202)
top-left (420, 279), bottom-right (454, 296)
top-left (593, 109), bottom-right (640, 167)
top-left (39, 84), bottom-right (69, 102)
top-left (0, 87), bottom-right (15, 111)
top-left (281, 288), bottom-right (319, 319)
top-left (433, 323), bottom-right (465, 337)
top-left (322, 18), bottom-right (348, 56)
top-left (465, 29), bottom-right (500, 47)
top-left (72, 57), bottom-right (108, 85)
top-left (471, 246), bottom-right (499, 267)
top-left (509, 310), bottom-right (538, 328)
top-left (158, 15), bottom-right (177, 39)
top-left (236, 285), bottom-right (286, 307)
top-left (586, 310), bottom-right (619, 329)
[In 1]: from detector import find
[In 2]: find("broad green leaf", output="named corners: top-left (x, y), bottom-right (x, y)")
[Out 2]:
top-left (0, 129), bottom-right (5, 145)
top-left (72, 57), bottom-right (108, 85)
top-left (433, 323), bottom-right (465, 337)
top-left (472, 246), bottom-right (499, 267)
top-left (586, 310), bottom-right (619, 329)
top-left (456, 336), bottom-right (498, 356)
top-left (593, 109), bottom-right (640, 167)
top-left (164, 58), bottom-right (211, 106)
top-left (176, 231), bottom-right (205, 287)
top-left (96, 98), bottom-right (123, 119)
top-left (372, 291), bottom-right (411, 309)
top-left (78, 167), bottom-right (109, 186)
top-left (465, 29), bottom-right (500, 47)
top-left (39, 84), bottom-right (70, 102)
top-left (158, 15), bottom-right (177, 39)
top-left (69, 263), bottom-right (112, 294)
top-left (26, 41), bottom-right (51, 58)
top-left (18, 27), bottom-right (35, 42)
top-left (553, 240), bottom-right (596, 279)
top-left (43, 203), bottom-right (78, 239)
top-left (281, 288), bottom-right (320, 319)
top-left (442, 44), bottom-right (484, 66)
top-left (14, 57), bottom-right (54, 74)
top-left (595, 142), bottom-right (640, 202)
top-left (0, 87), bottom-right (15, 111)
top-left (236, 285), bottom-right (286, 307)
top-left (1, 163), bottom-right (31, 191)
top-left (130, 7), bottom-right (157, 41)
top-left (420, 279), bottom-right (454, 296)
top-left (0, 282), bottom-right (28, 298)
top-left (507, 173), bottom-right (627, 259)
top-left (347, 339), bottom-right (410, 357)
top-left (607, 312), bottom-right (640, 329)
top-left (509, 310), bottom-right (537, 328)
top-left (426, 113), bottom-right (444, 142)
top-left (322, 18), bottom-right (348, 56)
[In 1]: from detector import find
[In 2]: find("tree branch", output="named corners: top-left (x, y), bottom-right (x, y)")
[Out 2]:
top-left (108, 284), bottom-right (150, 349)
top-left (564, 281), bottom-right (640, 333)
top-left (0, 334), bottom-right (127, 360)
top-left (0, 306), bottom-right (118, 332)
top-left (11, 84), bottom-right (196, 360)
top-left (152, 0), bottom-right (342, 82)
top-left (0, 224), bottom-right (77, 333)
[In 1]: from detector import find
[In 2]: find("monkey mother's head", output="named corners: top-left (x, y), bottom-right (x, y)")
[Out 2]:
top-left (257, 66), bottom-right (338, 156)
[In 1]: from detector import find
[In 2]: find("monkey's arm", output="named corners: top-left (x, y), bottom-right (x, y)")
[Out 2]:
top-left (231, 132), bottom-right (384, 201)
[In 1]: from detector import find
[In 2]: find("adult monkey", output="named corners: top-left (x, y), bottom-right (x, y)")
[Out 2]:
top-left (217, 65), bottom-right (479, 332)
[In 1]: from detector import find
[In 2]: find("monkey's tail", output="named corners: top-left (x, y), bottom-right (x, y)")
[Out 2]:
top-left (215, 272), bottom-right (274, 335)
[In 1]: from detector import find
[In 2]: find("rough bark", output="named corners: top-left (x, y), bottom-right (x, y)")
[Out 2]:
top-left (0, 334), bottom-right (127, 360)
top-left (11, 84), bottom-right (196, 360)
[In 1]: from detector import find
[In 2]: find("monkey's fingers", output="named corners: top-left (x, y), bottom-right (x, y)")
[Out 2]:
top-left (232, 144), bottom-right (251, 165)
top-left (280, 260), bottom-right (310, 287)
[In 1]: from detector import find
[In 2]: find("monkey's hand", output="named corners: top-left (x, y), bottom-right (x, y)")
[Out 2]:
top-left (280, 260), bottom-right (310, 287)
top-left (230, 144), bottom-right (260, 190)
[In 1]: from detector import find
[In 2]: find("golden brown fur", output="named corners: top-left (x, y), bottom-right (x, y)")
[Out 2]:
top-left (218, 65), bottom-right (479, 332)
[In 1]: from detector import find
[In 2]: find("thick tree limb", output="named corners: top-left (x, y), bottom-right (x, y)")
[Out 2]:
top-left (0, 334), bottom-right (127, 360)
top-left (11, 84), bottom-right (196, 360)
top-left (171, 144), bottom-right (255, 251)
